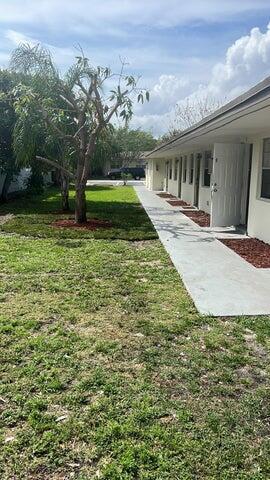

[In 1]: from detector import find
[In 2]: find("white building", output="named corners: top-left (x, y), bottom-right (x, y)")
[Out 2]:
top-left (145, 76), bottom-right (270, 245)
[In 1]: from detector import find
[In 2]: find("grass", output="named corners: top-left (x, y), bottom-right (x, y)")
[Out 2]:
top-left (0, 186), bottom-right (270, 479)
top-left (0, 186), bottom-right (157, 240)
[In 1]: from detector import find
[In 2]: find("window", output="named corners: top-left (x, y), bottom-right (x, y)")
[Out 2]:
top-left (189, 154), bottom-right (194, 184)
top-left (261, 139), bottom-right (270, 199)
top-left (169, 160), bottom-right (172, 179)
top-left (183, 156), bottom-right (187, 182)
top-left (203, 151), bottom-right (212, 187)
top-left (174, 159), bottom-right (178, 181)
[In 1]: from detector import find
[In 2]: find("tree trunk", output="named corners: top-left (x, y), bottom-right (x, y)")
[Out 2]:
top-left (0, 171), bottom-right (13, 203)
top-left (75, 185), bottom-right (87, 223)
top-left (60, 174), bottom-right (70, 212)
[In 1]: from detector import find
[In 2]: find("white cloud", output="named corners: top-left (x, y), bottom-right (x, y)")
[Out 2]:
top-left (136, 74), bottom-right (190, 116)
top-left (3, 6), bottom-right (270, 137)
top-left (5, 29), bottom-right (35, 47)
top-left (134, 24), bottom-right (270, 135)
top-left (5, 29), bottom-right (75, 69)
top-left (208, 24), bottom-right (270, 97)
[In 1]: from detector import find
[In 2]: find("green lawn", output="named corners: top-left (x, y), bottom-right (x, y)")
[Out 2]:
top-left (0, 186), bottom-right (157, 240)
top-left (0, 186), bottom-right (269, 479)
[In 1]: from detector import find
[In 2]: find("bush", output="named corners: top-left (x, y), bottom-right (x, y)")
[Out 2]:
top-left (121, 172), bottom-right (133, 185)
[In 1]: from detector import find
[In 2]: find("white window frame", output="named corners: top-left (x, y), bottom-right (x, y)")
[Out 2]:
top-left (202, 151), bottom-right (212, 188)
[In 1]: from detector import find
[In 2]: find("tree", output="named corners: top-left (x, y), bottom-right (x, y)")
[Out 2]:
top-left (159, 94), bottom-right (222, 144)
top-left (90, 128), bottom-right (119, 177)
top-left (11, 44), bottom-right (149, 223)
top-left (112, 127), bottom-right (157, 167)
top-left (0, 70), bottom-right (19, 202)
top-left (13, 72), bottom-right (76, 212)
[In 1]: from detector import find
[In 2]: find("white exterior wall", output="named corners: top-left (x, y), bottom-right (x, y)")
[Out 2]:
top-left (181, 151), bottom-right (212, 210)
top-left (153, 160), bottom-right (166, 190)
top-left (149, 150), bottom-right (213, 210)
top-left (181, 181), bottom-right (194, 204)
top-left (145, 160), bottom-right (152, 189)
top-left (145, 159), bottom-right (165, 191)
top-left (199, 187), bottom-right (211, 214)
top-left (167, 159), bottom-right (179, 196)
top-left (247, 136), bottom-right (270, 244)
top-left (167, 178), bottom-right (179, 196)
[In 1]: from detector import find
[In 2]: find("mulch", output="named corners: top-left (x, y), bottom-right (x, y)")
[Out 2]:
top-left (167, 200), bottom-right (190, 207)
top-left (181, 210), bottom-right (210, 227)
top-left (51, 218), bottom-right (113, 231)
top-left (157, 193), bottom-right (177, 199)
top-left (219, 238), bottom-right (270, 268)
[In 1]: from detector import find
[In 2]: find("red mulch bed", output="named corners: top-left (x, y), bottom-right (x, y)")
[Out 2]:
top-left (51, 218), bottom-right (113, 231)
top-left (219, 238), bottom-right (270, 268)
top-left (157, 193), bottom-right (177, 199)
top-left (181, 210), bottom-right (210, 227)
top-left (167, 200), bottom-right (190, 207)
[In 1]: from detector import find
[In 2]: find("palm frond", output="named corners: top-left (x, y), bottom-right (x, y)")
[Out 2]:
top-left (10, 43), bottom-right (57, 78)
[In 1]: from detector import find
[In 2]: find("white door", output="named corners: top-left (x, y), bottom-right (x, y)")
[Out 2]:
top-left (211, 143), bottom-right (245, 227)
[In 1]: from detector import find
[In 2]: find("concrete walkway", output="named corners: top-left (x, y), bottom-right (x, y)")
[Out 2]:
top-left (134, 185), bottom-right (270, 317)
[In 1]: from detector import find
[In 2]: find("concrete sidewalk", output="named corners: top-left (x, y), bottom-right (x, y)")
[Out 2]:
top-left (134, 185), bottom-right (270, 316)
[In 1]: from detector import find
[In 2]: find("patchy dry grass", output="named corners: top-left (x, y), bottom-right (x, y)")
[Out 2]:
top-left (0, 187), bottom-right (269, 479)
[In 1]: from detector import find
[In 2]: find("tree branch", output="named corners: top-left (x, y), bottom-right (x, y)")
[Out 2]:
top-left (40, 105), bottom-right (78, 146)
top-left (105, 98), bottom-right (122, 124)
top-left (36, 156), bottom-right (75, 179)
top-left (92, 80), bottom-right (105, 125)
top-left (59, 94), bottom-right (76, 110)
top-left (73, 120), bottom-right (87, 138)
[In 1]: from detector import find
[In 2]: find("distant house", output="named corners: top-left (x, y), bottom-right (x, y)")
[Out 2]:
top-left (145, 76), bottom-right (270, 245)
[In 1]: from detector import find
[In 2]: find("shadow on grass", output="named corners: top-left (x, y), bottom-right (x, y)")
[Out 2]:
top-left (0, 186), bottom-right (133, 215)
top-left (0, 185), bottom-right (157, 241)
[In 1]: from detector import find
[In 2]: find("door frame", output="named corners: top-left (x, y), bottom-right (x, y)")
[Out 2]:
top-left (244, 144), bottom-right (253, 227)
top-left (194, 153), bottom-right (201, 207)
top-left (165, 161), bottom-right (169, 191)
top-left (210, 143), bottom-right (246, 227)
top-left (178, 157), bottom-right (183, 198)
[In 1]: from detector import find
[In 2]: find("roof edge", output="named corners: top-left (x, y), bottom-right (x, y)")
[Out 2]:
top-left (146, 74), bottom-right (270, 157)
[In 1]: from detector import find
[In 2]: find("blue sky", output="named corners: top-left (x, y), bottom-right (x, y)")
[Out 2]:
top-left (1, 1), bottom-right (270, 135)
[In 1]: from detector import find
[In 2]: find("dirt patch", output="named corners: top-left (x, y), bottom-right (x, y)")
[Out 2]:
top-left (181, 210), bottom-right (210, 227)
top-left (167, 200), bottom-right (190, 207)
top-left (157, 193), bottom-right (177, 199)
top-left (51, 218), bottom-right (113, 231)
top-left (219, 238), bottom-right (270, 268)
